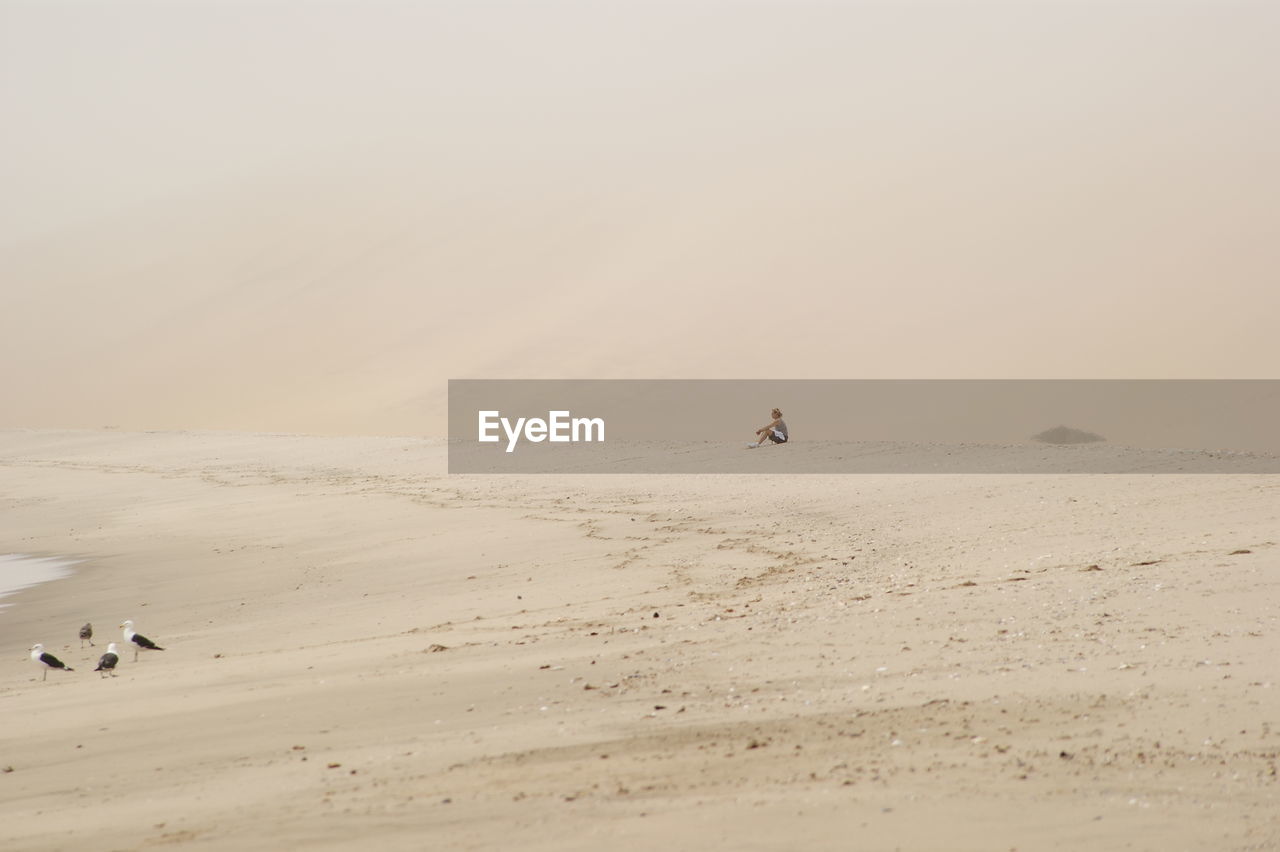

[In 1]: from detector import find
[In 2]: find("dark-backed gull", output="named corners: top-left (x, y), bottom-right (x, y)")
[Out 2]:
top-left (95, 643), bottom-right (120, 677)
top-left (120, 620), bottom-right (165, 661)
top-left (30, 644), bottom-right (74, 681)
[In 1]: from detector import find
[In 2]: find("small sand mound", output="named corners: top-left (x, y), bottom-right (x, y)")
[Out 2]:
top-left (1032, 425), bottom-right (1105, 445)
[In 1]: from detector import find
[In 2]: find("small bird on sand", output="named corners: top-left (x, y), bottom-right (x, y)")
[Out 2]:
top-left (80, 622), bottom-right (94, 647)
top-left (95, 643), bottom-right (120, 677)
top-left (30, 644), bottom-right (74, 681)
top-left (120, 620), bottom-right (164, 661)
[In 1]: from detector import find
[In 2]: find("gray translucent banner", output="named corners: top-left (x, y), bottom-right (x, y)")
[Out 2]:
top-left (448, 380), bottom-right (1280, 474)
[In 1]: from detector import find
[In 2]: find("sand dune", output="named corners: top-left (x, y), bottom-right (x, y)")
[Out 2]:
top-left (2, 430), bottom-right (1277, 850)
top-left (5, 1), bottom-right (1280, 437)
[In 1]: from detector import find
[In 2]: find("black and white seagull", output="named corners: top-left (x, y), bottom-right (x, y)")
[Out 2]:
top-left (80, 622), bottom-right (94, 647)
top-left (30, 644), bottom-right (74, 681)
top-left (95, 643), bottom-right (120, 677)
top-left (120, 620), bottom-right (164, 661)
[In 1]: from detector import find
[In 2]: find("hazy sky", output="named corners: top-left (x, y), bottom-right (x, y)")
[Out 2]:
top-left (2, 1), bottom-right (1277, 434)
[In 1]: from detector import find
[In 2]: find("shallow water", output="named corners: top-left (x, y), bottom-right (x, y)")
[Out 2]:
top-left (0, 553), bottom-right (78, 611)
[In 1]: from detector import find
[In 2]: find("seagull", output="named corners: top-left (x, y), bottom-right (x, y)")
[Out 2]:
top-left (80, 622), bottom-right (94, 647)
top-left (30, 644), bottom-right (74, 681)
top-left (120, 620), bottom-right (164, 661)
top-left (95, 643), bottom-right (120, 677)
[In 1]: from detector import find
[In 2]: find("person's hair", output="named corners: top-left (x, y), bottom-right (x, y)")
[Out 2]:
top-left (772, 408), bottom-right (783, 418)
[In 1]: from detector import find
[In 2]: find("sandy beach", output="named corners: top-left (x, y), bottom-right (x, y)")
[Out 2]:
top-left (5, 5), bottom-right (1280, 849)
top-left (2, 429), bottom-right (1276, 850)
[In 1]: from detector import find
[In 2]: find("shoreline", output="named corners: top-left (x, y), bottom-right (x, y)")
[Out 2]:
top-left (0, 554), bottom-right (79, 612)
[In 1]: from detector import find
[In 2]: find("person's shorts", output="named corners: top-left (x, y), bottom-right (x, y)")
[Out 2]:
top-left (768, 429), bottom-right (787, 444)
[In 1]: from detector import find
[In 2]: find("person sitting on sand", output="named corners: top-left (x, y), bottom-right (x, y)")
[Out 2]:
top-left (747, 408), bottom-right (788, 448)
